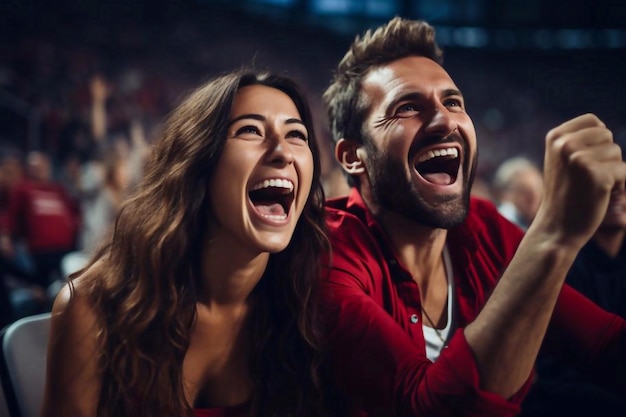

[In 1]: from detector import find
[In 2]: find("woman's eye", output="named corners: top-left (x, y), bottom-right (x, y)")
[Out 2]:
top-left (235, 125), bottom-right (262, 136)
top-left (286, 130), bottom-right (308, 142)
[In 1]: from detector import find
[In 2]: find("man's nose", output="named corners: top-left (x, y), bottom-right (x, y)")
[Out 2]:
top-left (423, 102), bottom-right (457, 137)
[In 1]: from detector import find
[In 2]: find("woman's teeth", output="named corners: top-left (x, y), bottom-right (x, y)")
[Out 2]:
top-left (251, 178), bottom-right (294, 191)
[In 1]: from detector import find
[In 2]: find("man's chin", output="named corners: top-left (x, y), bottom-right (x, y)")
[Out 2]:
top-left (416, 200), bottom-right (469, 229)
top-left (420, 212), bottom-right (467, 229)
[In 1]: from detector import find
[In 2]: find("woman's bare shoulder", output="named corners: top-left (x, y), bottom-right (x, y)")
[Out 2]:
top-left (50, 262), bottom-right (106, 337)
top-left (42, 264), bottom-right (104, 416)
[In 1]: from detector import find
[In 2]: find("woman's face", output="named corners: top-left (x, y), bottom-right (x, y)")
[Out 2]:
top-left (208, 85), bottom-right (314, 254)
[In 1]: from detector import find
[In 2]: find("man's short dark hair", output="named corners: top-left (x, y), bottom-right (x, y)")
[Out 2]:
top-left (323, 18), bottom-right (443, 147)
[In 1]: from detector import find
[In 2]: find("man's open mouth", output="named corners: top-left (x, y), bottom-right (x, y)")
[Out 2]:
top-left (249, 178), bottom-right (295, 221)
top-left (414, 146), bottom-right (461, 185)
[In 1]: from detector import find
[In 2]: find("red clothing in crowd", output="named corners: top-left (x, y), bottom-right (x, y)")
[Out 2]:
top-left (5, 179), bottom-right (80, 253)
top-left (321, 188), bottom-right (626, 417)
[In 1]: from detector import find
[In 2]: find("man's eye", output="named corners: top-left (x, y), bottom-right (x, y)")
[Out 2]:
top-left (445, 99), bottom-right (463, 109)
top-left (395, 103), bottom-right (419, 115)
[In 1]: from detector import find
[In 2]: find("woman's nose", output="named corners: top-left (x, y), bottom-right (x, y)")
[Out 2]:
top-left (266, 134), bottom-right (295, 166)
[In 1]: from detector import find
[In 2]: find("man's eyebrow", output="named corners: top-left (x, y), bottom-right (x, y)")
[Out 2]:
top-left (442, 88), bottom-right (464, 99)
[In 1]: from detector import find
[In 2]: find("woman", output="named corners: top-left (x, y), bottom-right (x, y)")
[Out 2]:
top-left (40, 70), bottom-right (330, 417)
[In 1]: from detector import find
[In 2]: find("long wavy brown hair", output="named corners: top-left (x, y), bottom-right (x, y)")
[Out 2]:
top-left (72, 69), bottom-right (330, 417)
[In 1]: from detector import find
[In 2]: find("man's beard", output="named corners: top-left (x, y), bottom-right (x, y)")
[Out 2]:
top-left (365, 140), bottom-right (476, 229)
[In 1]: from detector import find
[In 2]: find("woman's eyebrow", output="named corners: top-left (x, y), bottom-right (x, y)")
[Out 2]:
top-left (285, 118), bottom-right (305, 126)
top-left (227, 115), bottom-right (305, 127)
top-left (227, 113), bottom-right (265, 127)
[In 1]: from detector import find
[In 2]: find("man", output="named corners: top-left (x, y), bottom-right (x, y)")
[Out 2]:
top-left (492, 156), bottom-right (544, 230)
top-left (1, 151), bottom-right (81, 288)
top-left (320, 17), bottom-right (626, 417)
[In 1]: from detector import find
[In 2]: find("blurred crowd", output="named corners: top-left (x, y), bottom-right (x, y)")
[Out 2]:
top-left (1, 4), bottom-right (624, 326)
top-left (0, 72), bottom-right (150, 324)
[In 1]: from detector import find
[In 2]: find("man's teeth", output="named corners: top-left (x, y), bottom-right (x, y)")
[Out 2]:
top-left (417, 147), bottom-right (459, 163)
top-left (251, 178), bottom-right (294, 191)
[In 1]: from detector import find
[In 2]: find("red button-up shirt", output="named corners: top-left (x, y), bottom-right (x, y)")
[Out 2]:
top-left (321, 188), bottom-right (626, 417)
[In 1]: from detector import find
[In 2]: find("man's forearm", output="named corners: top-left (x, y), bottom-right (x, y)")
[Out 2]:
top-left (464, 225), bottom-right (579, 398)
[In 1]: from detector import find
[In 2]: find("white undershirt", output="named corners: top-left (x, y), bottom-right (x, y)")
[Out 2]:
top-left (423, 245), bottom-right (456, 362)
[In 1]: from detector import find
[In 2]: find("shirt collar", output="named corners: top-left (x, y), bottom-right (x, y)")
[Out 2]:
top-left (344, 187), bottom-right (482, 253)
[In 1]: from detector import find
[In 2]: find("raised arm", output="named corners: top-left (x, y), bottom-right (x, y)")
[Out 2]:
top-left (321, 214), bottom-right (528, 417)
top-left (323, 271), bottom-right (527, 417)
top-left (464, 113), bottom-right (626, 398)
top-left (90, 75), bottom-right (109, 144)
top-left (40, 281), bottom-right (101, 417)
top-left (126, 118), bottom-right (150, 188)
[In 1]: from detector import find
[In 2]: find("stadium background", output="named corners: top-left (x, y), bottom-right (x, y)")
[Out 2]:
top-left (1, 0), bottom-right (625, 194)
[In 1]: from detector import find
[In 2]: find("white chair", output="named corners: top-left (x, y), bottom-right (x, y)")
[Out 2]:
top-left (0, 313), bottom-right (51, 417)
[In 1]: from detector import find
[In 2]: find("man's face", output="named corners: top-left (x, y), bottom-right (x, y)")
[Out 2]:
top-left (358, 56), bottom-right (477, 229)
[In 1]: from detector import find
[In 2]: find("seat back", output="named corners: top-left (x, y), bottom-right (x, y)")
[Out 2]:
top-left (0, 313), bottom-right (51, 417)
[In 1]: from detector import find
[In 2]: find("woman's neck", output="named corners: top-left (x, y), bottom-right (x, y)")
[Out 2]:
top-left (198, 236), bottom-right (269, 307)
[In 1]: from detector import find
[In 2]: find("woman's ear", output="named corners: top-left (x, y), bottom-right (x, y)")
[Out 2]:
top-left (335, 138), bottom-right (366, 175)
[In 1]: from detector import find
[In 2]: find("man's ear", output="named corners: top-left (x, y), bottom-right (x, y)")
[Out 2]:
top-left (336, 138), bottom-right (366, 175)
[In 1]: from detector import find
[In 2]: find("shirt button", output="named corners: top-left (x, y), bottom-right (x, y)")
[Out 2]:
top-left (410, 314), bottom-right (419, 324)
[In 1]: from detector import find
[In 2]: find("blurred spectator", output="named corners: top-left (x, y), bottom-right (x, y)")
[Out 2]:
top-left (0, 153), bottom-right (24, 238)
top-left (567, 187), bottom-right (626, 316)
top-left (55, 74), bottom-right (149, 279)
top-left (79, 140), bottom-right (140, 255)
top-left (492, 156), bottom-right (543, 230)
top-left (0, 154), bottom-right (25, 190)
top-left (521, 188), bottom-right (626, 417)
top-left (0, 151), bottom-right (45, 320)
top-left (0, 151), bottom-right (81, 290)
top-left (0, 251), bottom-right (42, 321)
top-left (74, 75), bottom-right (148, 257)
top-left (57, 152), bottom-right (83, 202)
top-left (0, 152), bottom-right (65, 319)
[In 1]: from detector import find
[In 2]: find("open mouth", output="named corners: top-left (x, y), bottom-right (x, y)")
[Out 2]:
top-left (249, 178), bottom-right (295, 221)
top-left (414, 146), bottom-right (461, 185)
